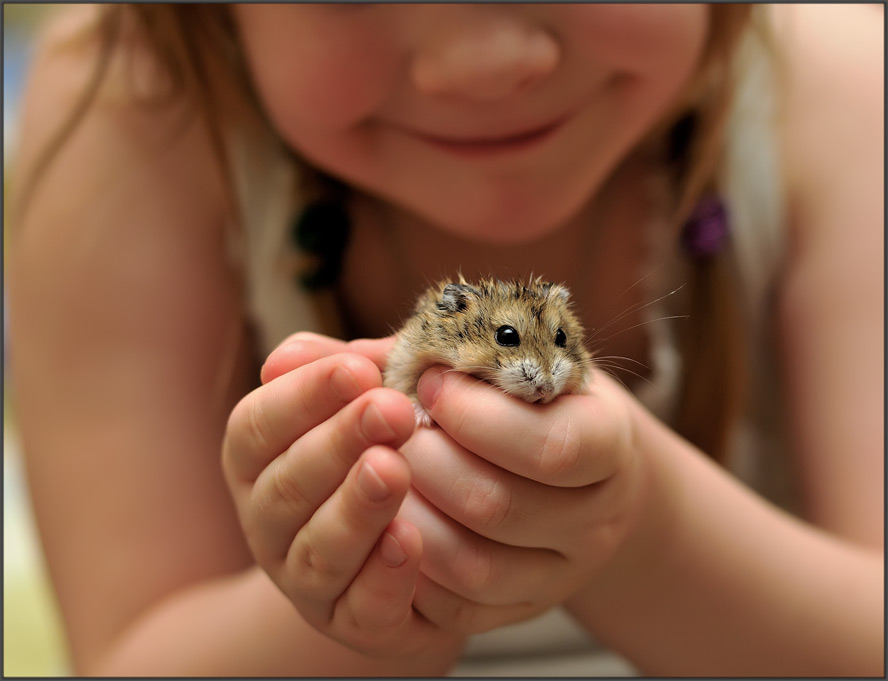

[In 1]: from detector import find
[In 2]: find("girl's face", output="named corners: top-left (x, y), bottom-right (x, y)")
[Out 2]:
top-left (233, 4), bottom-right (709, 244)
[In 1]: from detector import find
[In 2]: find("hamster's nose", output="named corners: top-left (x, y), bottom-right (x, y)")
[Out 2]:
top-left (533, 382), bottom-right (557, 404)
top-left (411, 13), bottom-right (560, 102)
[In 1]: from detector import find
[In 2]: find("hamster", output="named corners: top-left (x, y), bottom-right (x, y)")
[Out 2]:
top-left (383, 275), bottom-right (593, 427)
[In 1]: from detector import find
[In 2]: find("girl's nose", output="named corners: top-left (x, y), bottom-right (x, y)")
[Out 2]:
top-left (411, 14), bottom-right (559, 102)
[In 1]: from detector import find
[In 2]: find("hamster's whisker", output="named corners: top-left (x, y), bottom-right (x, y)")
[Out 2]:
top-left (589, 284), bottom-right (686, 341)
top-left (612, 262), bottom-right (665, 302)
top-left (591, 313), bottom-right (689, 346)
top-left (592, 354), bottom-right (652, 371)
top-left (589, 284), bottom-right (685, 339)
top-left (590, 361), bottom-right (633, 392)
top-left (591, 358), bottom-right (661, 393)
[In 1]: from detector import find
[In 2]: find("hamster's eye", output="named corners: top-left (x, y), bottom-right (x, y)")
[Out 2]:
top-left (554, 329), bottom-right (567, 348)
top-left (495, 325), bottom-right (520, 347)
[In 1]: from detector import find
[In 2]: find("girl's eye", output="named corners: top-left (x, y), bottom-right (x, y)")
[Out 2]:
top-left (495, 325), bottom-right (520, 347)
top-left (554, 329), bottom-right (567, 348)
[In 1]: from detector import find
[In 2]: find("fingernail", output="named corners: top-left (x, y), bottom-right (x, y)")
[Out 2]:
top-left (331, 365), bottom-right (362, 401)
top-left (417, 367), bottom-right (443, 408)
top-left (361, 402), bottom-right (397, 443)
top-left (357, 459), bottom-right (391, 503)
top-left (379, 532), bottom-right (408, 568)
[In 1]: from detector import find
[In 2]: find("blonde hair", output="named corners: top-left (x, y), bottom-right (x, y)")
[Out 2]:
top-left (16, 4), bottom-right (762, 464)
top-left (668, 5), bottom-right (760, 464)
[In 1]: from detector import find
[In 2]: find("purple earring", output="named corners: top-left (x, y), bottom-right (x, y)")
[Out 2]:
top-left (681, 195), bottom-right (730, 258)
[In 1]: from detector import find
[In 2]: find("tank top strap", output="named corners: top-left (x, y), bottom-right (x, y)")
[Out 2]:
top-left (225, 123), bottom-right (329, 357)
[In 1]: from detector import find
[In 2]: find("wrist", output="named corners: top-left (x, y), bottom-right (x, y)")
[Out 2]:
top-left (564, 401), bottom-right (681, 631)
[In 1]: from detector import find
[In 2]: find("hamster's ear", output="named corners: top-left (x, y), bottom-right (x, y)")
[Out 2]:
top-left (542, 282), bottom-right (571, 303)
top-left (439, 282), bottom-right (479, 313)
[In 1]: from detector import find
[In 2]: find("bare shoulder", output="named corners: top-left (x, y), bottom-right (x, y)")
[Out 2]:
top-left (10, 1), bottom-right (238, 403)
top-left (13, 5), bottom-right (229, 230)
top-left (10, 4), bottom-right (235, 348)
top-left (770, 4), bottom-right (883, 223)
top-left (768, 3), bottom-right (882, 298)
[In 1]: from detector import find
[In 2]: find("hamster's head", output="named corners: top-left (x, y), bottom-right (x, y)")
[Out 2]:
top-left (430, 278), bottom-right (591, 403)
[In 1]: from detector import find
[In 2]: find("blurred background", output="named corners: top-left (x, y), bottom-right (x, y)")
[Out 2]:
top-left (4, 4), bottom-right (70, 676)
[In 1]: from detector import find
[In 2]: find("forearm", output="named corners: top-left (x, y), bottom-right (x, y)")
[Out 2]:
top-left (567, 406), bottom-right (884, 677)
top-left (87, 566), bottom-right (465, 677)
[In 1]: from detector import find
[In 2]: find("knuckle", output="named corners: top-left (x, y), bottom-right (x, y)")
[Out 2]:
top-left (441, 373), bottom-right (479, 430)
top-left (447, 394), bottom-right (473, 434)
top-left (340, 588), bottom-right (409, 636)
top-left (222, 394), bottom-right (268, 482)
top-left (334, 624), bottom-right (397, 659)
top-left (244, 394), bottom-right (276, 458)
top-left (334, 608), bottom-right (392, 656)
top-left (224, 395), bottom-right (251, 448)
top-left (452, 538), bottom-right (496, 596)
top-left (336, 350), bottom-right (378, 377)
top-left (536, 413), bottom-right (582, 484)
top-left (326, 406), bottom-right (365, 469)
top-left (287, 378), bottom-right (315, 427)
top-left (338, 602), bottom-right (364, 635)
top-left (461, 473), bottom-right (512, 532)
top-left (288, 534), bottom-right (345, 590)
top-left (267, 455), bottom-right (312, 518)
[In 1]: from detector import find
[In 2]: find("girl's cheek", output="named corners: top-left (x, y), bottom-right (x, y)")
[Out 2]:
top-left (234, 6), bottom-right (396, 131)
top-left (558, 4), bottom-right (709, 77)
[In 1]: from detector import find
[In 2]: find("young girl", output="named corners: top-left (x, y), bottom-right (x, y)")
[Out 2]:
top-left (7, 4), bottom-right (883, 676)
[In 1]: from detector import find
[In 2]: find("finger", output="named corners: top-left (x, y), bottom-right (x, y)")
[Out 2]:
top-left (329, 516), bottom-right (462, 658)
top-left (261, 332), bottom-right (350, 384)
top-left (346, 335), bottom-right (398, 371)
top-left (413, 573), bottom-right (550, 635)
top-left (332, 517), bottom-right (424, 636)
top-left (404, 426), bottom-right (622, 551)
top-left (246, 388), bottom-right (415, 563)
top-left (285, 446), bottom-right (412, 615)
top-left (416, 366), bottom-right (631, 487)
top-left (224, 353), bottom-right (383, 484)
top-left (260, 333), bottom-right (398, 384)
top-left (396, 488), bottom-right (566, 607)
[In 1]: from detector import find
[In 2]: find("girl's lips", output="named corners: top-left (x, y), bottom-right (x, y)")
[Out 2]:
top-left (409, 118), bottom-right (568, 158)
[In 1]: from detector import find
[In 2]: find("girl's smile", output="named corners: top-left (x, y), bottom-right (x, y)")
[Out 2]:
top-left (393, 113), bottom-right (571, 159)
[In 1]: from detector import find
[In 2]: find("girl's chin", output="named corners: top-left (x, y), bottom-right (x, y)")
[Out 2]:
top-left (414, 198), bottom-right (583, 245)
top-left (426, 215), bottom-right (567, 246)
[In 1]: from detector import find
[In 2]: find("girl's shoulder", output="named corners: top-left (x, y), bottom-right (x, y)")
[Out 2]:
top-left (10, 5), bottom-right (235, 346)
top-left (770, 4), bottom-right (882, 217)
top-left (12, 5), bottom-right (229, 231)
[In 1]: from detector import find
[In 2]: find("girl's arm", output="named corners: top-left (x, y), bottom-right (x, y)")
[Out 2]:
top-left (8, 11), bottom-right (459, 675)
top-left (565, 4), bottom-right (883, 675)
top-left (84, 567), bottom-right (460, 677)
top-left (773, 2), bottom-right (884, 545)
top-left (566, 408), bottom-right (882, 676)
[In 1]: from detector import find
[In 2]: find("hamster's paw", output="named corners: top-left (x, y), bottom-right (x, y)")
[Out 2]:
top-left (413, 401), bottom-right (434, 428)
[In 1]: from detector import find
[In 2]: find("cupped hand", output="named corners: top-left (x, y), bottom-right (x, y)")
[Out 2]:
top-left (399, 365), bottom-right (648, 634)
top-left (222, 332), bottom-right (462, 657)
